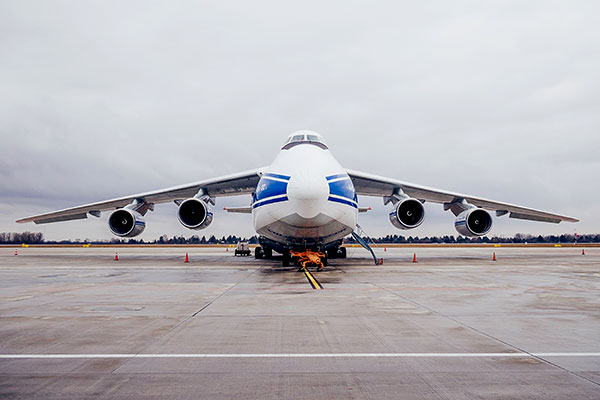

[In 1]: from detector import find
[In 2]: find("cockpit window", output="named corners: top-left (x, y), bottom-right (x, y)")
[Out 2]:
top-left (282, 132), bottom-right (328, 150)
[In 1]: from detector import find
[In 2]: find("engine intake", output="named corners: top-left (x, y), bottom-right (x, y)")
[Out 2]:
top-left (455, 208), bottom-right (493, 237)
top-left (108, 209), bottom-right (145, 237)
top-left (177, 198), bottom-right (213, 230)
top-left (389, 198), bottom-right (425, 229)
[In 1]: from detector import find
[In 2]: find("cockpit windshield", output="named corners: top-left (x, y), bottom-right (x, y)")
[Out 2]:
top-left (282, 131), bottom-right (328, 150)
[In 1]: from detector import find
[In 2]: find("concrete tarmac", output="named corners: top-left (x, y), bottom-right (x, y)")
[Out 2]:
top-left (1, 246), bottom-right (599, 399)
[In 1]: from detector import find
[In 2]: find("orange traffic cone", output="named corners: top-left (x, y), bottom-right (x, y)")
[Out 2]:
top-left (14, 249), bottom-right (18, 256)
top-left (412, 253), bottom-right (417, 263)
top-left (384, 247), bottom-right (387, 252)
top-left (185, 253), bottom-right (189, 263)
top-left (114, 253), bottom-right (119, 261)
top-left (226, 247), bottom-right (228, 252)
top-left (492, 252), bottom-right (497, 261)
top-left (582, 249), bottom-right (585, 256)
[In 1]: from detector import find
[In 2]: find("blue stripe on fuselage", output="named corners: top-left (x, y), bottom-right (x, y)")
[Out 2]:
top-left (255, 177), bottom-right (288, 202)
top-left (326, 173), bottom-right (348, 181)
top-left (328, 178), bottom-right (358, 203)
top-left (252, 174), bottom-right (289, 208)
top-left (328, 196), bottom-right (358, 208)
top-left (252, 196), bottom-right (288, 209)
top-left (263, 173), bottom-right (290, 181)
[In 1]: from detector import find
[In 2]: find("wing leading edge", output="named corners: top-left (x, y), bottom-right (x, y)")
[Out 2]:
top-left (347, 169), bottom-right (578, 224)
top-left (17, 168), bottom-right (264, 224)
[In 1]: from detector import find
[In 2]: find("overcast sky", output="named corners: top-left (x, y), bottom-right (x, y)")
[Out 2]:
top-left (0, 1), bottom-right (598, 241)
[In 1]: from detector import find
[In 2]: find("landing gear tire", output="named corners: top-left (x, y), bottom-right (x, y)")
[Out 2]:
top-left (327, 248), bottom-right (337, 259)
top-left (338, 247), bottom-right (347, 259)
top-left (263, 247), bottom-right (273, 259)
top-left (255, 246), bottom-right (264, 259)
top-left (282, 250), bottom-right (290, 267)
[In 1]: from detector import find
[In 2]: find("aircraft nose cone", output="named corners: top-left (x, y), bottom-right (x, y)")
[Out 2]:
top-left (287, 173), bottom-right (328, 218)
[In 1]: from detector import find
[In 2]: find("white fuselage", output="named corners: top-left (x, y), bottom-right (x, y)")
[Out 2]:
top-left (252, 143), bottom-right (357, 249)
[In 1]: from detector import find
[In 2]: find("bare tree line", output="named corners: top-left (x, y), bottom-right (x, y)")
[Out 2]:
top-left (0, 232), bottom-right (44, 244)
top-left (1, 232), bottom-right (599, 245)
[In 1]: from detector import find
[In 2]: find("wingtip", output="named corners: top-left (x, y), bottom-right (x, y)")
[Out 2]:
top-left (16, 216), bottom-right (38, 224)
top-left (561, 217), bottom-right (580, 223)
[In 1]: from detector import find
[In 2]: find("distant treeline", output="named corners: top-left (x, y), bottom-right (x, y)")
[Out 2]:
top-left (1, 232), bottom-right (599, 245)
top-left (346, 233), bottom-right (600, 244)
top-left (0, 232), bottom-right (44, 244)
top-left (0, 232), bottom-right (258, 245)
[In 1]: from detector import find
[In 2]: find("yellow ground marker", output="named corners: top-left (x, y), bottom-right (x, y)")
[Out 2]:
top-left (303, 269), bottom-right (323, 290)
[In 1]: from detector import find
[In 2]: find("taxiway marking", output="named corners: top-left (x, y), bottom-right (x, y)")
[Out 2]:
top-left (304, 270), bottom-right (323, 290)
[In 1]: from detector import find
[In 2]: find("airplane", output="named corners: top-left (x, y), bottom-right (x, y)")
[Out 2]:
top-left (17, 130), bottom-right (578, 266)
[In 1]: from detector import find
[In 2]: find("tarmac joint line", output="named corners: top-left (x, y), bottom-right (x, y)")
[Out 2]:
top-left (1, 353), bottom-right (600, 359)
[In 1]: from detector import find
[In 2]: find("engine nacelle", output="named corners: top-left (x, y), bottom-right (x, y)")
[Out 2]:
top-left (108, 209), bottom-right (146, 237)
top-left (454, 208), bottom-right (493, 237)
top-left (389, 198), bottom-right (425, 230)
top-left (177, 198), bottom-right (213, 230)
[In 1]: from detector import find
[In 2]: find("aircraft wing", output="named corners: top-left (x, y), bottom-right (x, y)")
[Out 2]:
top-left (17, 168), bottom-right (264, 224)
top-left (347, 169), bottom-right (578, 224)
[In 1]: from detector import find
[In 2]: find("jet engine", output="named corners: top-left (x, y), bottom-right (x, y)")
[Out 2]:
top-left (177, 198), bottom-right (213, 230)
top-left (108, 209), bottom-right (146, 237)
top-left (454, 208), bottom-right (493, 237)
top-left (389, 197), bottom-right (425, 229)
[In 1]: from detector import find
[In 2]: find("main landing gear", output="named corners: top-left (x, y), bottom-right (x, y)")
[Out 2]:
top-left (282, 250), bottom-right (291, 267)
top-left (254, 246), bottom-right (273, 259)
top-left (255, 246), bottom-right (293, 267)
top-left (327, 246), bottom-right (347, 259)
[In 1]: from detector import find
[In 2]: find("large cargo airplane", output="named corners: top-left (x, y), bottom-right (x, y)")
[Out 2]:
top-left (17, 131), bottom-right (577, 265)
